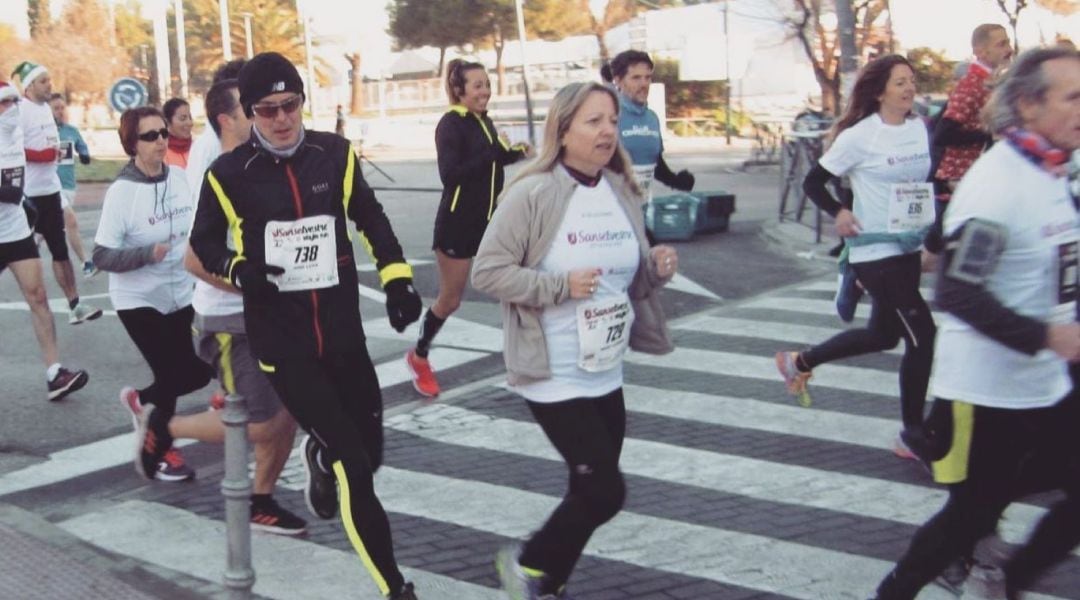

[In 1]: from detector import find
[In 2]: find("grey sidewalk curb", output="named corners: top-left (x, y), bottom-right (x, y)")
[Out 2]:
top-left (0, 501), bottom-right (268, 600)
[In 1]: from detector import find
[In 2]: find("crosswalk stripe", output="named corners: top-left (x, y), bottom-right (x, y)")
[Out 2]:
top-left (59, 500), bottom-right (501, 600)
top-left (673, 314), bottom-right (903, 355)
top-left (626, 346), bottom-right (898, 396)
top-left (796, 279), bottom-right (935, 299)
top-left (380, 403), bottom-right (1055, 557)
top-left (364, 466), bottom-right (1065, 600)
top-left (742, 296), bottom-right (944, 321)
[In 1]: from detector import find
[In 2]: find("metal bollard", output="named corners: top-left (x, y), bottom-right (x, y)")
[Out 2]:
top-left (221, 392), bottom-right (255, 599)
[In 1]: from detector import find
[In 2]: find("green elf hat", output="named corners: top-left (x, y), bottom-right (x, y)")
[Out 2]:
top-left (11, 61), bottom-right (48, 90)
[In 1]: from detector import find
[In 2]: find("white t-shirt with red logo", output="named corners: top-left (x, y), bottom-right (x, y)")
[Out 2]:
top-left (819, 113), bottom-right (931, 263)
top-left (513, 175), bottom-right (641, 403)
top-left (17, 98), bottom-right (61, 196)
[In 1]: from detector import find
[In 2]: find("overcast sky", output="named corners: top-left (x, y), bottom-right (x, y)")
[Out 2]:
top-left (4, 0), bottom-right (1078, 66)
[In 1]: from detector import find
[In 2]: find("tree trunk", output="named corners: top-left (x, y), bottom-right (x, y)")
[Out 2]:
top-left (494, 40), bottom-right (506, 96)
top-left (437, 47), bottom-right (447, 78)
top-left (346, 52), bottom-right (363, 115)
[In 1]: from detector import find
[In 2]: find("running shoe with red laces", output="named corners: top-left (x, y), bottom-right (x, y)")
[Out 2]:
top-left (47, 367), bottom-right (88, 402)
top-left (156, 448), bottom-right (195, 482)
top-left (209, 391), bottom-right (226, 411)
top-left (405, 349), bottom-right (440, 398)
top-left (134, 406), bottom-right (172, 480)
top-left (775, 351), bottom-right (813, 407)
top-left (119, 386), bottom-right (141, 428)
top-left (250, 497), bottom-right (307, 536)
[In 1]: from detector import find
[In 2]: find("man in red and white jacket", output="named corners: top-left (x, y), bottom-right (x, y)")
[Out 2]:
top-left (932, 24), bottom-right (1013, 205)
top-left (11, 61), bottom-right (101, 325)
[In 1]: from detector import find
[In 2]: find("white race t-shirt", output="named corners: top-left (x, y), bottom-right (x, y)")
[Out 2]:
top-left (17, 98), bottom-right (60, 196)
top-left (931, 142), bottom-right (1076, 409)
top-left (185, 128), bottom-right (244, 316)
top-left (0, 115), bottom-right (30, 243)
top-left (513, 176), bottom-right (641, 403)
top-left (95, 167), bottom-right (195, 313)
top-left (819, 114), bottom-right (931, 263)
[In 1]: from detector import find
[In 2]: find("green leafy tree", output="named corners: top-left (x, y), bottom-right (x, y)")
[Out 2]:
top-left (388, 0), bottom-right (484, 75)
top-left (652, 57), bottom-right (727, 117)
top-left (167, 0), bottom-right (306, 95)
top-left (907, 47), bottom-right (955, 94)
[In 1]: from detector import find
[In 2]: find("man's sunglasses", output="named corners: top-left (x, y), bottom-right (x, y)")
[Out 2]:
top-left (138, 128), bottom-right (170, 142)
top-left (0, 97), bottom-right (19, 106)
top-left (251, 94), bottom-right (303, 119)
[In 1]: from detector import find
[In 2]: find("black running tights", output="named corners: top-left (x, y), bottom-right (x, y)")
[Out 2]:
top-left (801, 252), bottom-right (936, 429)
top-left (261, 347), bottom-right (406, 597)
top-left (520, 388), bottom-right (627, 592)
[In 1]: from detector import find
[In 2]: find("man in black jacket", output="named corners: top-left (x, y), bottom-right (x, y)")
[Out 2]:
top-left (188, 52), bottom-right (421, 600)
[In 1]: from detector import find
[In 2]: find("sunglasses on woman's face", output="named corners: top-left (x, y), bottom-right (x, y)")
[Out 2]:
top-left (138, 128), bottom-right (170, 142)
top-left (251, 94), bottom-right (303, 119)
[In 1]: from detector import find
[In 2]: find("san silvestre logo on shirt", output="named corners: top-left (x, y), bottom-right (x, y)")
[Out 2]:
top-left (886, 151), bottom-right (930, 166)
top-left (622, 125), bottom-right (659, 138)
top-left (566, 229), bottom-right (634, 246)
top-left (147, 205), bottom-right (193, 226)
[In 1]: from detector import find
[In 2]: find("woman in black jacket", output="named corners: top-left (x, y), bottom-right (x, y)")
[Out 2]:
top-left (405, 58), bottom-right (531, 398)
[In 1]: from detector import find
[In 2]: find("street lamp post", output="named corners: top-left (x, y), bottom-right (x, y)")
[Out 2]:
top-left (220, 0), bottom-right (233, 61)
top-left (296, 0), bottom-right (318, 116)
top-left (724, 0), bottom-right (731, 145)
top-left (240, 13), bottom-right (254, 59)
top-left (513, 0), bottom-right (535, 146)
top-left (175, 0), bottom-right (190, 99)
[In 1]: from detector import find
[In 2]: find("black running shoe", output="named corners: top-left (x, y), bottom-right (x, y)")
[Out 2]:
top-left (389, 582), bottom-right (417, 599)
top-left (135, 406), bottom-right (173, 480)
top-left (302, 434), bottom-right (338, 519)
top-left (250, 497), bottom-right (307, 536)
top-left (47, 367), bottom-right (88, 401)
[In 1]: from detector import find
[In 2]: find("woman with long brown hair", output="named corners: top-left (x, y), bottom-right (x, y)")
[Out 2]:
top-left (776, 54), bottom-right (937, 460)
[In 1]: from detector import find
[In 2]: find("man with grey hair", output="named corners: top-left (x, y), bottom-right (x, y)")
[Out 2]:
top-left (872, 46), bottom-right (1080, 600)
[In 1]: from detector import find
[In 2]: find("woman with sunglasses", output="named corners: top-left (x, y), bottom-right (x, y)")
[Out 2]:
top-left (93, 106), bottom-right (213, 481)
top-left (404, 58), bottom-right (531, 398)
top-left (163, 97), bottom-right (193, 169)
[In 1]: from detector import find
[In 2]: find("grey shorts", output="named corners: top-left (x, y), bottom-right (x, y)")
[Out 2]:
top-left (193, 312), bottom-right (283, 424)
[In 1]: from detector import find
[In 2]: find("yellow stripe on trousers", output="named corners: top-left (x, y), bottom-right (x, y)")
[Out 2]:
top-left (932, 401), bottom-right (975, 485)
top-left (215, 333), bottom-right (236, 395)
top-left (332, 460), bottom-right (391, 595)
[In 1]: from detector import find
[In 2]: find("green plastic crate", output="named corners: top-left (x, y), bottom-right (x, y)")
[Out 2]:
top-left (644, 193), bottom-right (698, 241)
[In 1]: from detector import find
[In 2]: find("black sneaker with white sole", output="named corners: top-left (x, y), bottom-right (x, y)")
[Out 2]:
top-left (301, 434), bottom-right (338, 520)
top-left (47, 367), bottom-right (88, 401)
top-left (250, 497), bottom-right (307, 536)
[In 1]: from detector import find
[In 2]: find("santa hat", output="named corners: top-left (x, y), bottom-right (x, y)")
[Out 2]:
top-left (0, 81), bottom-right (18, 102)
top-left (11, 61), bottom-right (48, 89)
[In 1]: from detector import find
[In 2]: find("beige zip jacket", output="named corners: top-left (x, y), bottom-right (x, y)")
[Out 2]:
top-left (471, 165), bottom-right (674, 386)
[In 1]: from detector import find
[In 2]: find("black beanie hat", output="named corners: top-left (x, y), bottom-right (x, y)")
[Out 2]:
top-left (238, 52), bottom-right (305, 118)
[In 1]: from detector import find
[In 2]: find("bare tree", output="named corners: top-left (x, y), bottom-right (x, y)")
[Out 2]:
top-left (994, 0), bottom-right (1028, 52)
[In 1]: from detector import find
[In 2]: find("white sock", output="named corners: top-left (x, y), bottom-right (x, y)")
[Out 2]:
top-left (46, 363), bottom-right (61, 381)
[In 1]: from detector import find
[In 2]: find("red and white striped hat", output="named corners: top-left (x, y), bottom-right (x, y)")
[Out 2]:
top-left (0, 81), bottom-right (18, 102)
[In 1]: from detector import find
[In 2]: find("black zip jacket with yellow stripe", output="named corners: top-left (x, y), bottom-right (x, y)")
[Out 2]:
top-left (189, 130), bottom-right (412, 362)
top-left (434, 106), bottom-right (526, 230)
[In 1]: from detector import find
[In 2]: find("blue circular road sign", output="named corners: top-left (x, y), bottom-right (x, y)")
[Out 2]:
top-left (109, 78), bottom-right (148, 112)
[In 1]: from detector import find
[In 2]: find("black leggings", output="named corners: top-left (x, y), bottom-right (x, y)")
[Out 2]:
top-left (117, 305), bottom-right (214, 418)
top-left (520, 388), bottom-right (627, 591)
top-left (801, 252), bottom-right (936, 429)
top-left (875, 393), bottom-right (1080, 599)
top-left (261, 347), bottom-right (405, 597)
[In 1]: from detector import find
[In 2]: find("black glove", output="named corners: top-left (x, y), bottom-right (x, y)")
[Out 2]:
top-left (384, 278), bottom-right (422, 333)
top-left (673, 169), bottom-right (695, 192)
top-left (78, 154), bottom-right (91, 165)
top-left (231, 261), bottom-right (285, 301)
